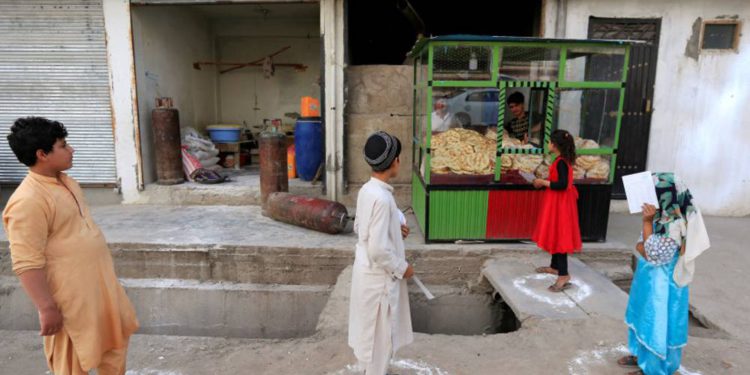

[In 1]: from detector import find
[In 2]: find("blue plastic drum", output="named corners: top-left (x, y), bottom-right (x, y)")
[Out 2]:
top-left (294, 117), bottom-right (323, 181)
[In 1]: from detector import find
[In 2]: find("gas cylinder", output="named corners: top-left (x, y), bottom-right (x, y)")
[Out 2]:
top-left (151, 97), bottom-right (184, 185)
top-left (259, 131), bottom-right (288, 205)
top-left (263, 192), bottom-right (351, 234)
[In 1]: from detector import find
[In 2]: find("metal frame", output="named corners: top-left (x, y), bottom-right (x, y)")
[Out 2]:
top-left (411, 37), bottom-right (631, 242)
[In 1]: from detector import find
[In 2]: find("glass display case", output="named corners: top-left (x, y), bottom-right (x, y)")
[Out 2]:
top-left (410, 35), bottom-right (631, 242)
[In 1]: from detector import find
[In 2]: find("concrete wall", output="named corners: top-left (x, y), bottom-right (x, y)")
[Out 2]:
top-left (132, 6), bottom-right (218, 184)
top-left (344, 65), bottom-right (414, 206)
top-left (546, 0), bottom-right (750, 216)
top-left (213, 19), bottom-right (321, 130)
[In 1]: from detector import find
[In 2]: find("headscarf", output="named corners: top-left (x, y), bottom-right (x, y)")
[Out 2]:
top-left (364, 131), bottom-right (401, 172)
top-left (651, 172), bottom-right (710, 286)
top-left (652, 172), bottom-right (695, 245)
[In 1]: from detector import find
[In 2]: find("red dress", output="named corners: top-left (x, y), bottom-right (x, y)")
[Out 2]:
top-left (532, 157), bottom-right (582, 254)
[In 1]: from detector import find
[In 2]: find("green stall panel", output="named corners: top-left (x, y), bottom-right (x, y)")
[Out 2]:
top-left (411, 173), bottom-right (427, 232)
top-left (428, 190), bottom-right (489, 240)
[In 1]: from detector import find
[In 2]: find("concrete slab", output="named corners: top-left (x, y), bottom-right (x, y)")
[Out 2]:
top-left (566, 257), bottom-right (629, 320)
top-left (134, 166), bottom-right (325, 206)
top-left (482, 256), bottom-right (588, 322)
top-left (481, 254), bottom-right (629, 324)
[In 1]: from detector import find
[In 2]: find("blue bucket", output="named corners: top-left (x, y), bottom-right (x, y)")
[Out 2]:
top-left (294, 117), bottom-right (323, 181)
top-left (207, 125), bottom-right (241, 143)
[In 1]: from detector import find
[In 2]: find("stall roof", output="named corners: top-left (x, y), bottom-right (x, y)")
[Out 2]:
top-left (408, 34), bottom-right (641, 56)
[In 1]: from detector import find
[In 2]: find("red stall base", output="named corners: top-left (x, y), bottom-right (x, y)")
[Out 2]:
top-left (486, 189), bottom-right (544, 240)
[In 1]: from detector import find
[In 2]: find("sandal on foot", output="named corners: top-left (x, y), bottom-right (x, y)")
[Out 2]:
top-left (535, 266), bottom-right (559, 275)
top-left (548, 282), bottom-right (572, 292)
top-left (617, 355), bottom-right (638, 368)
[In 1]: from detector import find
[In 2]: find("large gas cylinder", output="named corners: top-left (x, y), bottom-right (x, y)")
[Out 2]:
top-left (259, 131), bottom-right (288, 204)
top-left (263, 192), bottom-right (351, 234)
top-left (152, 97), bottom-right (184, 185)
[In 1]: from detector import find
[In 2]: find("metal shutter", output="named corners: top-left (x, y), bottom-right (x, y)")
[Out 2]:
top-left (0, 0), bottom-right (116, 184)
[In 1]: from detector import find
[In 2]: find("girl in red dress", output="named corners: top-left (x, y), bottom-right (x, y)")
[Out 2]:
top-left (532, 129), bottom-right (582, 292)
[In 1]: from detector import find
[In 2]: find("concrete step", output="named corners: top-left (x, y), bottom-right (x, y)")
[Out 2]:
top-left (134, 172), bottom-right (325, 206)
top-left (481, 254), bottom-right (628, 324)
top-left (0, 276), bottom-right (331, 339)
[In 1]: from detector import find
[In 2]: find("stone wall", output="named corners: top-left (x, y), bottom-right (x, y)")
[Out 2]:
top-left (343, 65), bottom-right (414, 207)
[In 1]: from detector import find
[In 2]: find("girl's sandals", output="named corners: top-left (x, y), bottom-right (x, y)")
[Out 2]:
top-left (535, 266), bottom-right (559, 275)
top-left (617, 355), bottom-right (639, 368)
top-left (548, 282), bottom-right (572, 292)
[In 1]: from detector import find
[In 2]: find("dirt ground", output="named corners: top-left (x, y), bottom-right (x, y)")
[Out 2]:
top-left (0, 316), bottom-right (747, 375)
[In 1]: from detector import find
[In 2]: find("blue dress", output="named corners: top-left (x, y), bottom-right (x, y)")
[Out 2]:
top-left (625, 235), bottom-right (689, 375)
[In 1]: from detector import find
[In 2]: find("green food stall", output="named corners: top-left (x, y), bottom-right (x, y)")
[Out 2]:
top-left (410, 35), bottom-right (632, 242)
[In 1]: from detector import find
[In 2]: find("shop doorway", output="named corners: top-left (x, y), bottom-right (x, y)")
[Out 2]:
top-left (588, 18), bottom-right (661, 199)
top-left (131, 3), bottom-right (323, 203)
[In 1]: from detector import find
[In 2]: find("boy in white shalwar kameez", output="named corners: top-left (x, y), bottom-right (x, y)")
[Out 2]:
top-left (349, 131), bottom-right (414, 375)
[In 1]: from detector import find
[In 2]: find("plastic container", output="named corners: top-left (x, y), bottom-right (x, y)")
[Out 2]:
top-left (301, 96), bottom-right (320, 117)
top-left (294, 117), bottom-right (323, 181)
top-left (287, 144), bottom-right (296, 179)
top-left (207, 125), bottom-right (241, 143)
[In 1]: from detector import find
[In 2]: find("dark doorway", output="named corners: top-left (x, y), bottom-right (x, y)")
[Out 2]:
top-left (588, 18), bottom-right (661, 199)
top-left (348, 0), bottom-right (542, 65)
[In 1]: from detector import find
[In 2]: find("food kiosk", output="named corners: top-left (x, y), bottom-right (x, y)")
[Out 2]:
top-left (410, 35), bottom-right (631, 242)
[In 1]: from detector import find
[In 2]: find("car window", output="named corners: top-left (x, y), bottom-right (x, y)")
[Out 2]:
top-left (467, 90), bottom-right (499, 102)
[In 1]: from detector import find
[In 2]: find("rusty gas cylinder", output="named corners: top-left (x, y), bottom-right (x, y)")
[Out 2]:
top-left (259, 131), bottom-right (288, 204)
top-left (152, 97), bottom-right (184, 185)
top-left (263, 192), bottom-right (351, 234)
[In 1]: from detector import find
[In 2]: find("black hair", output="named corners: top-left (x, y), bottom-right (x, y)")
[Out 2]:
top-left (7, 117), bottom-right (68, 167)
top-left (507, 92), bottom-right (525, 105)
top-left (550, 129), bottom-right (576, 164)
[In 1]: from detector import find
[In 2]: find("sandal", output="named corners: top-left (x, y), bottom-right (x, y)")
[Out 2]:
top-left (535, 266), bottom-right (559, 275)
top-left (191, 168), bottom-right (228, 184)
top-left (548, 282), bottom-right (572, 292)
top-left (617, 355), bottom-right (638, 368)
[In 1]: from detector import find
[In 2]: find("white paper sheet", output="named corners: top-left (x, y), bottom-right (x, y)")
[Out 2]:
top-left (412, 275), bottom-right (435, 300)
top-left (519, 171), bottom-right (537, 183)
top-left (622, 171), bottom-right (659, 214)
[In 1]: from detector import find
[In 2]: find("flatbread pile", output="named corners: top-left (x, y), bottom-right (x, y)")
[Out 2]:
top-left (572, 137), bottom-right (610, 180)
top-left (429, 130), bottom-right (610, 181)
top-left (431, 128), bottom-right (496, 175)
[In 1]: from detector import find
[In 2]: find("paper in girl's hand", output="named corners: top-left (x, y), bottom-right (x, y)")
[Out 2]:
top-left (519, 171), bottom-right (536, 184)
top-left (398, 210), bottom-right (407, 226)
top-left (622, 171), bottom-right (659, 214)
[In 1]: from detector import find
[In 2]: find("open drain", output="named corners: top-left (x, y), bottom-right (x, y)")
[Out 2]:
top-left (410, 290), bottom-right (519, 335)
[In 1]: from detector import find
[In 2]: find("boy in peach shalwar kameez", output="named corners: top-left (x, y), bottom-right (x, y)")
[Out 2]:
top-left (3, 117), bottom-right (138, 375)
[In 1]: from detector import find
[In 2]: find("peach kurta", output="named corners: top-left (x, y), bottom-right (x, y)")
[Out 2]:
top-left (2, 171), bottom-right (138, 371)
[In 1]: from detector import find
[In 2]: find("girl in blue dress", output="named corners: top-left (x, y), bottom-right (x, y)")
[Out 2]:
top-left (618, 173), bottom-right (698, 375)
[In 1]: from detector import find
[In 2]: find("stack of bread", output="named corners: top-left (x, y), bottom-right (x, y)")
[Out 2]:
top-left (430, 130), bottom-right (610, 181)
top-left (430, 128), bottom-right (496, 175)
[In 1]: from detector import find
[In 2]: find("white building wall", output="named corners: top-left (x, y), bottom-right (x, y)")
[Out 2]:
top-left (546, 0), bottom-right (750, 216)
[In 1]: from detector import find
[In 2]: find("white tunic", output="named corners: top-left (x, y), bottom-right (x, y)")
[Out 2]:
top-left (431, 111), bottom-right (455, 132)
top-left (348, 177), bottom-right (413, 364)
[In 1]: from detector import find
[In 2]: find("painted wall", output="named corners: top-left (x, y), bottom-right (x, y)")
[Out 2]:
top-left (132, 6), bottom-right (217, 184)
top-left (212, 18), bottom-right (320, 131)
top-left (546, 0), bottom-right (750, 216)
